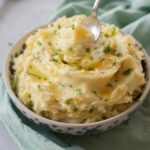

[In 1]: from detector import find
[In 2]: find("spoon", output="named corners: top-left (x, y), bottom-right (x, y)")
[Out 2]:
top-left (82, 0), bottom-right (101, 41)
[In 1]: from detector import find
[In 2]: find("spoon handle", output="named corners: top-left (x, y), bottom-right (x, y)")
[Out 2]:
top-left (92, 0), bottom-right (100, 16)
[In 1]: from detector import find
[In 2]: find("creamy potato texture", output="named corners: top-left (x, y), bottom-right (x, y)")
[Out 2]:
top-left (13, 15), bottom-right (145, 123)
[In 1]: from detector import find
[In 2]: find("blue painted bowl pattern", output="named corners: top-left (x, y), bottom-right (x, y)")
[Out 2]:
top-left (19, 107), bottom-right (136, 135)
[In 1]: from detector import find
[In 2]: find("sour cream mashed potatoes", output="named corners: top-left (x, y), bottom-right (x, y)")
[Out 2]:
top-left (13, 15), bottom-right (145, 123)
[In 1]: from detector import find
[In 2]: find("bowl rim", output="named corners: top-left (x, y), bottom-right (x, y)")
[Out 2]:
top-left (3, 26), bottom-right (150, 127)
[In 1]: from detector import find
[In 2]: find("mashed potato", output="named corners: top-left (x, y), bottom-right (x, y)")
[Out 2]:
top-left (12, 15), bottom-right (145, 123)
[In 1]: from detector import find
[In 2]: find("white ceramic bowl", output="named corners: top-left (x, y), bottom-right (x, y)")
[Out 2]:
top-left (3, 27), bottom-right (150, 135)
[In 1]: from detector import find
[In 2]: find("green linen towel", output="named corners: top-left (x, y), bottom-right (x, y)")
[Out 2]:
top-left (0, 0), bottom-right (150, 150)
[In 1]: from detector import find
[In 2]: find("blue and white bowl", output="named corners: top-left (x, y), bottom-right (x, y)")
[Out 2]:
top-left (3, 26), bottom-right (150, 135)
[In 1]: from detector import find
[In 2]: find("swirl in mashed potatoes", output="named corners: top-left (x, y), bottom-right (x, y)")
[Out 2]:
top-left (12, 15), bottom-right (145, 123)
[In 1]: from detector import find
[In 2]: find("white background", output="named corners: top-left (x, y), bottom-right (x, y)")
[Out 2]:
top-left (0, 0), bottom-right (62, 149)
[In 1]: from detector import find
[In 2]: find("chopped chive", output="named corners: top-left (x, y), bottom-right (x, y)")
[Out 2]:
top-left (26, 72), bottom-right (41, 79)
top-left (28, 93), bottom-right (31, 99)
top-left (57, 48), bottom-right (61, 52)
top-left (15, 53), bottom-right (19, 57)
top-left (102, 116), bottom-right (107, 120)
top-left (138, 46), bottom-right (143, 51)
top-left (36, 40), bottom-right (42, 46)
top-left (104, 34), bottom-right (109, 38)
top-left (76, 88), bottom-right (81, 95)
top-left (48, 80), bottom-right (52, 84)
top-left (43, 77), bottom-right (48, 80)
top-left (27, 101), bottom-right (33, 109)
top-left (33, 53), bottom-right (40, 61)
top-left (29, 65), bottom-right (32, 68)
top-left (67, 47), bottom-right (73, 52)
top-left (90, 55), bottom-right (93, 60)
top-left (98, 96), bottom-right (103, 101)
top-left (105, 98), bottom-right (108, 101)
top-left (73, 107), bottom-right (78, 112)
top-left (89, 108), bottom-right (94, 113)
top-left (78, 65), bottom-right (82, 70)
top-left (123, 68), bottom-right (133, 76)
top-left (72, 24), bottom-right (75, 30)
top-left (48, 42), bottom-right (51, 46)
top-left (112, 61), bottom-right (117, 66)
top-left (100, 58), bottom-right (105, 61)
top-left (88, 68), bottom-right (94, 71)
top-left (38, 85), bottom-right (41, 89)
top-left (49, 52), bottom-right (58, 62)
top-left (22, 43), bottom-right (26, 49)
top-left (57, 24), bottom-right (61, 29)
top-left (62, 60), bottom-right (68, 64)
top-left (115, 79), bottom-right (118, 82)
top-left (128, 43), bottom-right (131, 47)
top-left (53, 30), bottom-right (57, 34)
top-left (111, 49), bottom-right (116, 54)
top-left (127, 92), bottom-right (132, 97)
top-left (12, 77), bottom-right (17, 93)
top-left (102, 98), bottom-right (107, 102)
top-left (107, 83), bottom-right (113, 88)
top-left (80, 118), bottom-right (86, 123)
top-left (116, 53), bottom-right (122, 57)
top-left (65, 99), bottom-right (72, 105)
top-left (86, 48), bottom-right (91, 52)
top-left (33, 54), bottom-right (37, 60)
top-left (93, 90), bottom-right (97, 95)
top-left (69, 85), bottom-right (73, 88)
top-left (103, 45), bottom-right (111, 53)
top-left (59, 82), bottom-right (65, 87)
top-left (112, 26), bottom-right (116, 36)
top-left (132, 90), bottom-right (141, 101)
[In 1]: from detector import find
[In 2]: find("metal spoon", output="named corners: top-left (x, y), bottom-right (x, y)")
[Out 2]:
top-left (82, 0), bottom-right (101, 41)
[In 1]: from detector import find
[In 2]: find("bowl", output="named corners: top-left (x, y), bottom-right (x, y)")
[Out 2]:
top-left (3, 26), bottom-right (150, 135)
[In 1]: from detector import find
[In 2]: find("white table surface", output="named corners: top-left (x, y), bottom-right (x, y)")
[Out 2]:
top-left (0, 0), bottom-right (62, 149)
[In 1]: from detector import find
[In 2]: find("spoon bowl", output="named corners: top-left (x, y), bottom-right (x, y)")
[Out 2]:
top-left (82, 0), bottom-right (101, 41)
top-left (82, 14), bottom-right (101, 41)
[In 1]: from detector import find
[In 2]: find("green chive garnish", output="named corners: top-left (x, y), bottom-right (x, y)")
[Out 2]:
top-left (36, 40), bottom-right (42, 46)
top-left (58, 24), bottom-right (61, 29)
top-left (72, 24), bottom-right (75, 30)
top-left (65, 99), bottom-right (72, 105)
top-left (123, 68), bottom-right (133, 76)
top-left (67, 47), bottom-right (73, 52)
top-left (86, 48), bottom-right (91, 52)
top-left (103, 45), bottom-right (111, 53)
top-left (107, 83), bottom-right (113, 87)
top-left (89, 108), bottom-right (94, 113)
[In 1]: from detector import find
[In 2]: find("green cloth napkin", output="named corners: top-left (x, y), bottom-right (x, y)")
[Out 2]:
top-left (1, 0), bottom-right (150, 150)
